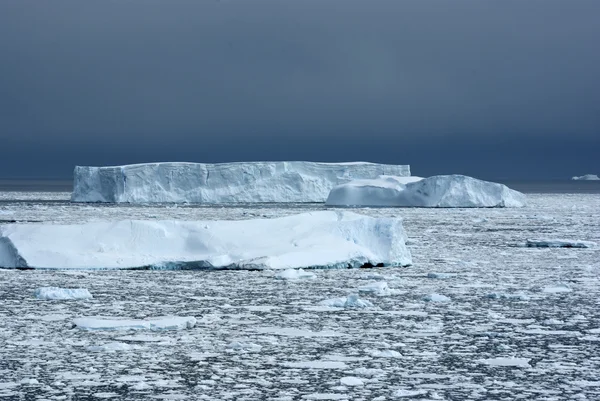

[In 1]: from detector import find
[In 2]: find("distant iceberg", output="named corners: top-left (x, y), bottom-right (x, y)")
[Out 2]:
top-left (326, 175), bottom-right (526, 208)
top-left (0, 211), bottom-right (412, 270)
top-left (572, 174), bottom-right (599, 181)
top-left (71, 161), bottom-right (411, 203)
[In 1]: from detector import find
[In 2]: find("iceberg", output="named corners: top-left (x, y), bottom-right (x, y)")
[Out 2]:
top-left (319, 294), bottom-right (374, 308)
top-left (0, 211), bottom-right (412, 270)
top-left (71, 161), bottom-right (411, 203)
top-left (326, 175), bottom-right (526, 208)
top-left (572, 174), bottom-right (599, 181)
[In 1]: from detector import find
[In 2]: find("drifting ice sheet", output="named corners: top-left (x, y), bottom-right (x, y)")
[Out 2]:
top-left (0, 211), bottom-right (412, 270)
top-left (71, 161), bottom-right (411, 203)
top-left (73, 316), bottom-right (197, 330)
top-left (326, 175), bottom-right (526, 208)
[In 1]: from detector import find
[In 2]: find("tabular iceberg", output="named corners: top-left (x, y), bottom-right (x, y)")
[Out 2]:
top-left (0, 211), bottom-right (412, 270)
top-left (71, 161), bottom-right (411, 203)
top-left (572, 174), bottom-right (600, 181)
top-left (326, 175), bottom-right (526, 208)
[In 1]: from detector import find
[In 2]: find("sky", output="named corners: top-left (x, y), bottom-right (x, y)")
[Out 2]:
top-left (1, 0), bottom-right (599, 180)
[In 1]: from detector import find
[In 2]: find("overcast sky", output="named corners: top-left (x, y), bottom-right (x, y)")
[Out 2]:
top-left (1, 0), bottom-right (599, 180)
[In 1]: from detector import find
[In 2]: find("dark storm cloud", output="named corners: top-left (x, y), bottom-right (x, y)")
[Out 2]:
top-left (0, 0), bottom-right (599, 179)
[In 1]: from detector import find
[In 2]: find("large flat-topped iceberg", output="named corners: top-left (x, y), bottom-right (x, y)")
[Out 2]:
top-left (71, 161), bottom-right (411, 203)
top-left (0, 211), bottom-right (412, 270)
top-left (326, 175), bottom-right (526, 208)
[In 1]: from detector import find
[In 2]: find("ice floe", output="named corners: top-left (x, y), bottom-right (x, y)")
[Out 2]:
top-left (319, 294), bottom-right (374, 308)
top-left (275, 269), bottom-right (317, 280)
top-left (0, 211), bottom-right (412, 269)
top-left (339, 377), bottom-right (364, 386)
top-left (478, 357), bottom-right (531, 368)
top-left (358, 282), bottom-right (394, 296)
top-left (525, 239), bottom-right (597, 248)
top-left (73, 316), bottom-right (197, 330)
top-left (326, 174), bottom-right (526, 208)
top-left (422, 293), bottom-right (451, 302)
top-left (34, 287), bottom-right (93, 300)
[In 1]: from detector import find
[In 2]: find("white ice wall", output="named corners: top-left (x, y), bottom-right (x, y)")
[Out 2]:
top-left (71, 161), bottom-right (410, 203)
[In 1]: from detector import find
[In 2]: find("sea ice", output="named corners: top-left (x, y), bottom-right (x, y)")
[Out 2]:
top-left (326, 174), bottom-right (526, 208)
top-left (87, 342), bottom-right (138, 352)
top-left (275, 269), bottom-right (317, 280)
top-left (339, 377), bottom-right (364, 386)
top-left (71, 161), bottom-right (411, 203)
top-left (478, 357), bottom-right (531, 368)
top-left (422, 293), bottom-right (451, 302)
top-left (542, 284), bottom-right (572, 293)
top-left (358, 282), bottom-right (393, 296)
top-left (319, 294), bottom-right (374, 308)
top-left (525, 239), bottom-right (596, 248)
top-left (73, 316), bottom-right (197, 330)
top-left (34, 287), bottom-right (93, 300)
top-left (0, 211), bottom-right (412, 269)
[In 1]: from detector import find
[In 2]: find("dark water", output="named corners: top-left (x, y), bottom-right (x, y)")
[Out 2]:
top-left (0, 179), bottom-right (599, 194)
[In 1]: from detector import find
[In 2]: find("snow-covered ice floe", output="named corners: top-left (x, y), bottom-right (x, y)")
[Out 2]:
top-left (572, 174), bottom-right (599, 181)
top-left (525, 239), bottom-right (597, 248)
top-left (73, 316), bottom-right (197, 330)
top-left (478, 357), bottom-right (531, 368)
top-left (71, 161), bottom-right (410, 203)
top-left (326, 174), bottom-right (526, 208)
top-left (34, 287), bottom-right (92, 300)
top-left (0, 211), bottom-right (412, 270)
top-left (422, 293), bottom-right (451, 302)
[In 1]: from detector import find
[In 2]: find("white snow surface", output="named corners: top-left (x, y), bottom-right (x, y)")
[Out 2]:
top-left (73, 316), bottom-right (197, 330)
top-left (34, 287), bottom-right (92, 300)
top-left (0, 211), bottom-right (412, 270)
top-left (326, 174), bottom-right (526, 208)
top-left (572, 174), bottom-right (599, 181)
top-left (71, 161), bottom-right (411, 203)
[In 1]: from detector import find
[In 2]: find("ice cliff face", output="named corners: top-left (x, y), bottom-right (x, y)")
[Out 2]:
top-left (0, 211), bottom-right (412, 270)
top-left (326, 175), bottom-right (526, 208)
top-left (71, 162), bottom-right (411, 203)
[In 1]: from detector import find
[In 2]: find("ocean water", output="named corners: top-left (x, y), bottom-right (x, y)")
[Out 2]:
top-left (0, 186), bottom-right (599, 399)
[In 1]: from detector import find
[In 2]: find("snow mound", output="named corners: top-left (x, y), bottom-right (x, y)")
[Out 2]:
top-left (326, 174), bottom-right (526, 208)
top-left (71, 161), bottom-right (411, 203)
top-left (73, 316), bottom-right (197, 330)
top-left (572, 174), bottom-right (599, 181)
top-left (319, 294), bottom-right (374, 308)
top-left (0, 211), bottom-right (412, 270)
top-left (525, 239), bottom-right (596, 248)
top-left (34, 287), bottom-right (93, 300)
top-left (275, 268), bottom-right (317, 280)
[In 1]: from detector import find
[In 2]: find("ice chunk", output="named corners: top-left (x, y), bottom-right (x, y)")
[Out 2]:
top-left (478, 357), bottom-right (531, 367)
top-left (423, 293), bottom-right (451, 302)
top-left (0, 211), bottom-right (412, 270)
top-left (393, 389), bottom-right (428, 397)
top-left (525, 239), bottom-right (596, 248)
top-left (87, 342), bottom-right (137, 352)
top-left (326, 174), bottom-right (526, 208)
top-left (275, 269), bottom-right (317, 280)
top-left (572, 174), bottom-right (599, 181)
top-left (73, 316), bottom-right (197, 331)
top-left (282, 361), bottom-right (348, 369)
top-left (340, 377), bottom-right (364, 386)
top-left (319, 294), bottom-right (374, 308)
top-left (71, 161), bottom-right (410, 203)
top-left (542, 284), bottom-right (572, 293)
top-left (370, 349), bottom-right (402, 358)
top-left (34, 287), bottom-right (92, 300)
top-left (358, 282), bottom-right (392, 296)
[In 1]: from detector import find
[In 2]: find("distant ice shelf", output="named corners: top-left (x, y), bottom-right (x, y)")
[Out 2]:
top-left (326, 174), bottom-right (526, 208)
top-left (71, 161), bottom-right (411, 203)
top-left (0, 211), bottom-right (412, 270)
top-left (572, 174), bottom-right (599, 181)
